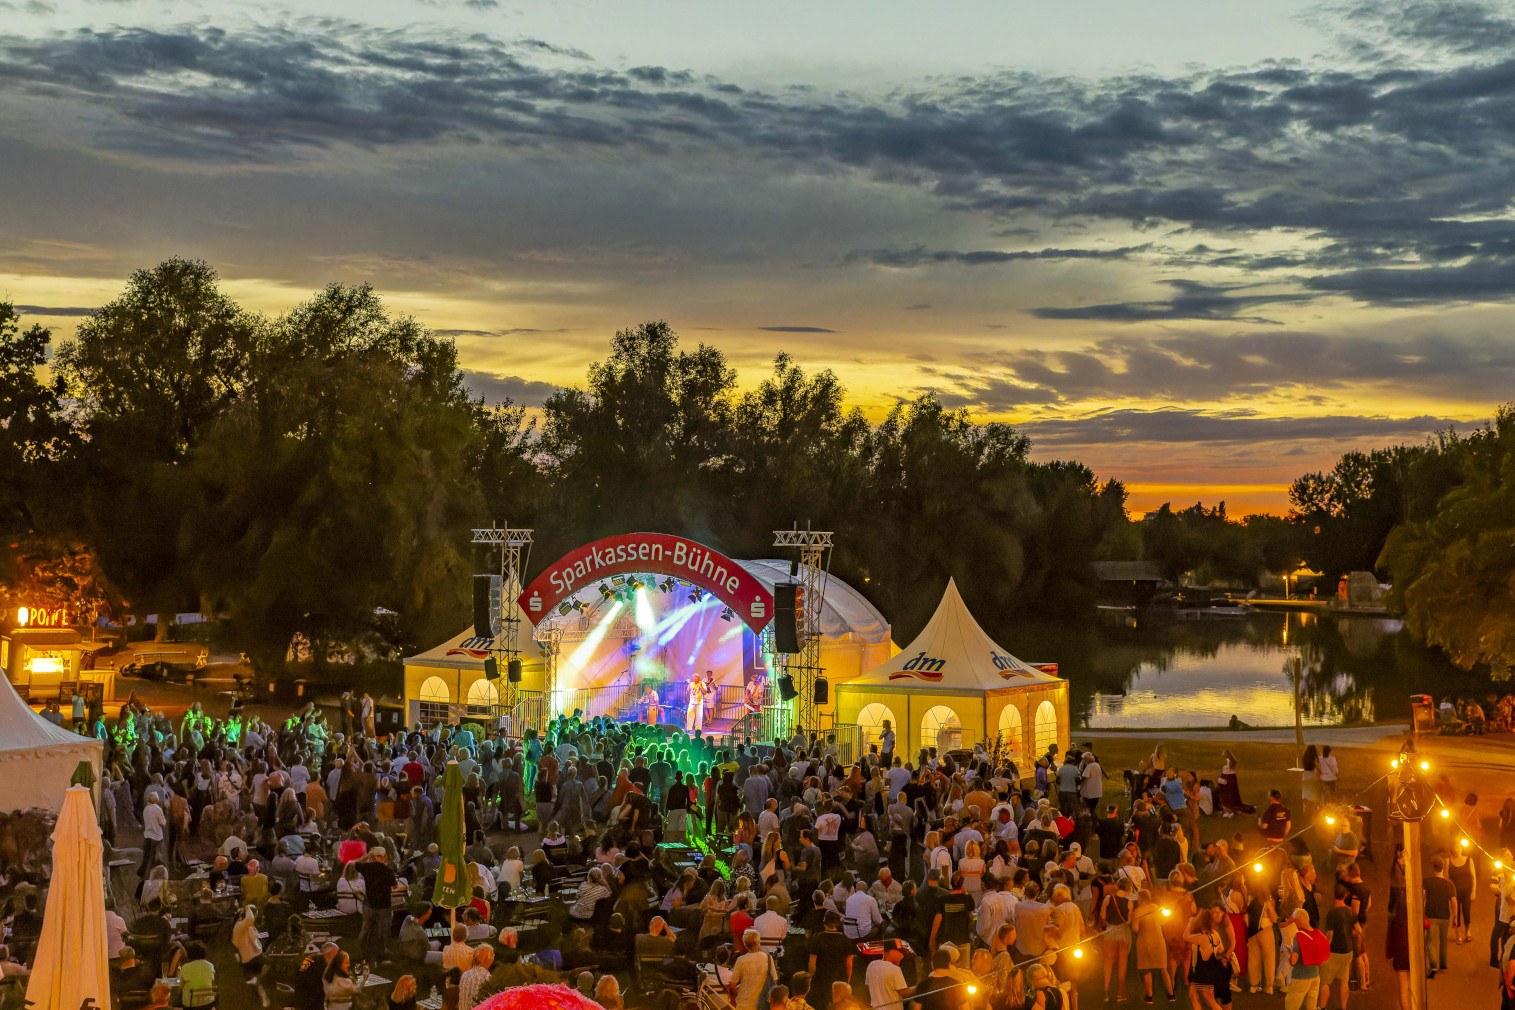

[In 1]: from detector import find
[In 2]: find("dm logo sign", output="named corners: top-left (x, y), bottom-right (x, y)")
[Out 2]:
top-left (890, 651), bottom-right (946, 681)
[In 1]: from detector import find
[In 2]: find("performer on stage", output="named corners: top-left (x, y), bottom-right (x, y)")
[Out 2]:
top-left (743, 671), bottom-right (766, 737)
top-left (702, 669), bottom-right (717, 722)
top-left (641, 683), bottom-right (662, 725)
top-left (685, 674), bottom-right (706, 733)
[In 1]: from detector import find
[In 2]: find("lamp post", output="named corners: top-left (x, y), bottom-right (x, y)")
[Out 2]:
top-left (1391, 739), bottom-right (1434, 1010)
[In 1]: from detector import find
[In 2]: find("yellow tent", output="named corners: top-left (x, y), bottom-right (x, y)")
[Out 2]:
top-left (834, 578), bottom-right (1068, 766)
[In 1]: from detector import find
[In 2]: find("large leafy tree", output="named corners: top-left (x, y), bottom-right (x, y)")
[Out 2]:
top-left (0, 301), bottom-right (70, 537)
top-left (185, 284), bottom-right (479, 667)
top-left (1381, 406), bottom-right (1515, 678)
top-left (56, 259), bottom-right (260, 631)
top-left (538, 321), bottom-right (736, 548)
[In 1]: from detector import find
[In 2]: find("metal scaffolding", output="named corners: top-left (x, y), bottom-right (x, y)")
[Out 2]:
top-left (773, 524), bottom-right (833, 735)
top-left (473, 523), bottom-right (533, 712)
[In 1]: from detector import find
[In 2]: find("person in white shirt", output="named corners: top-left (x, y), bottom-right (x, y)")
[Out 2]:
top-left (288, 762), bottom-right (310, 795)
top-left (140, 795), bottom-right (166, 875)
top-left (865, 940), bottom-right (912, 1009)
top-left (758, 798), bottom-right (781, 839)
top-left (978, 875), bottom-right (1019, 945)
top-left (1079, 753), bottom-right (1104, 815)
top-left (843, 879), bottom-right (884, 939)
top-left (105, 908), bottom-right (128, 958)
top-left (1318, 745), bottom-right (1339, 794)
top-left (754, 896), bottom-right (789, 946)
top-left (886, 760), bottom-right (912, 799)
top-left (727, 929), bottom-right (777, 1010)
top-left (870, 867), bottom-right (903, 912)
top-left (498, 847), bottom-right (524, 891)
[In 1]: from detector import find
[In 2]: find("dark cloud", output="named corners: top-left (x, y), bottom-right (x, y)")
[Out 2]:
top-left (6, 2), bottom-right (1515, 313)
top-left (1018, 408), bottom-right (1461, 446)
top-left (14, 304), bottom-right (94, 316)
top-left (959, 330), bottom-right (1515, 405)
top-left (758, 325), bottom-right (836, 333)
top-left (434, 326), bottom-right (568, 338)
top-left (852, 245), bottom-right (1145, 268)
top-left (459, 370), bottom-right (558, 407)
top-left (1030, 280), bottom-right (1313, 323)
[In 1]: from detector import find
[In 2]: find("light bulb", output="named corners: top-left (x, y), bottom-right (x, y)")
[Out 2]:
top-left (1072, 947), bottom-right (1084, 959)
top-left (1161, 907), bottom-right (1171, 917)
top-left (1497, 861), bottom-right (1505, 870)
top-left (1325, 815), bottom-right (1336, 826)
top-left (1441, 809), bottom-right (1451, 820)
top-left (1420, 760), bottom-right (1430, 772)
top-left (1390, 759), bottom-right (1399, 769)
top-left (967, 985), bottom-right (979, 996)
top-left (1460, 837), bottom-right (1471, 848)
top-left (1253, 862), bottom-right (1264, 873)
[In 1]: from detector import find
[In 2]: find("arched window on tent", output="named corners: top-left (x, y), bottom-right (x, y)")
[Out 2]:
top-left (1033, 699), bottom-right (1059, 758)
top-left (419, 675), bottom-right (451, 726)
top-left (857, 702), bottom-right (898, 755)
top-left (997, 703), bottom-right (1024, 764)
top-left (921, 705), bottom-right (962, 755)
top-left (466, 678), bottom-right (500, 717)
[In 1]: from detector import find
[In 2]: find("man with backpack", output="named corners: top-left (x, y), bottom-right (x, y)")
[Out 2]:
top-left (1284, 908), bottom-right (1328, 1010)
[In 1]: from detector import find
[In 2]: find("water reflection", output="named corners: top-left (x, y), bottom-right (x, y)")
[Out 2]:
top-left (1003, 609), bottom-right (1479, 730)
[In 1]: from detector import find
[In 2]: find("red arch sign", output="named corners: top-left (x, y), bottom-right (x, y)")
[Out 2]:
top-left (518, 532), bottom-right (774, 633)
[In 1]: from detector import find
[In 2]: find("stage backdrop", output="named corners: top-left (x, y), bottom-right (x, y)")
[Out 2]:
top-left (519, 533), bottom-right (774, 633)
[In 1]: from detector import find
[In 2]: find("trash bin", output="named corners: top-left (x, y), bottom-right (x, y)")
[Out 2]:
top-left (1411, 694), bottom-right (1436, 736)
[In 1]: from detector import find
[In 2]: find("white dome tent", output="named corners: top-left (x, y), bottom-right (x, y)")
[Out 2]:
top-left (0, 675), bottom-right (102, 813)
top-left (835, 578), bottom-right (1068, 766)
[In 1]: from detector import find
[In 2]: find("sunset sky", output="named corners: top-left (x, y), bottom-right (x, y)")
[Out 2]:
top-left (4, 0), bottom-right (1514, 513)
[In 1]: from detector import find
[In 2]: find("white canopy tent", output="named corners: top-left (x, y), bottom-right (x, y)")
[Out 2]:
top-left (835, 578), bottom-right (1069, 765)
top-left (0, 675), bottom-right (101, 813)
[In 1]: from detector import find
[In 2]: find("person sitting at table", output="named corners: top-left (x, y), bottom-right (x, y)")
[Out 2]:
top-left (594, 974), bottom-right (625, 1010)
top-left (594, 831), bottom-right (621, 865)
top-left (144, 981), bottom-right (174, 1010)
top-left (457, 944), bottom-right (495, 1010)
top-left (176, 940), bottom-right (218, 1008)
top-left (227, 846), bottom-right (250, 878)
top-left (129, 900), bottom-right (184, 977)
top-left (396, 906), bottom-right (432, 962)
top-left (570, 866), bottom-right (612, 923)
top-left (419, 843), bottom-right (442, 878)
top-left (322, 949), bottom-right (361, 1010)
top-left (637, 915), bottom-right (678, 962)
top-left (240, 858), bottom-right (271, 908)
top-left (439, 924), bottom-right (475, 973)
top-left (761, 870), bottom-right (792, 918)
top-left (462, 906), bottom-right (494, 941)
top-left (335, 861), bottom-right (366, 915)
top-left (498, 846), bottom-right (524, 892)
top-left (754, 895), bottom-right (789, 947)
top-left (465, 829), bottom-right (493, 867)
top-left (541, 821), bottom-right (569, 860)
top-left (111, 945), bottom-right (154, 1008)
top-left (729, 893), bottom-right (756, 947)
top-left (387, 974), bottom-right (418, 1010)
top-left (138, 864), bottom-right (174, 907)
top-left (528, 849), bottom-right (562, 893)
top-left (467, 884), bottom-right (491, 921)
top-left (662, 868), bottom-right (698, 913)
top-left (468, 859), bottom-right (497, 901)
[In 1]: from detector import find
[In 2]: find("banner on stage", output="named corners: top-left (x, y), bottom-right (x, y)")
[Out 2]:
top-left (519, 532), bottom-right (775, 633)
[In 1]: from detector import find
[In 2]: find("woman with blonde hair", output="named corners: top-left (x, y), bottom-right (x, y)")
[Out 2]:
top-left (698, 878), bottom-right (730, 951)
top-left (759, 830), bottom-right (789, 882)
top-left (593, 974), bottom-right (624, 1010)
top-left (959, 839), bottom-right (986, 905)
top-left (387, 974), bottom-right (418, 1010)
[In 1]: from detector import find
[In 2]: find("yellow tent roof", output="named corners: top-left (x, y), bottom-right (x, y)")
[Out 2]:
top-left (846, 578), bottom-right (1060, 693)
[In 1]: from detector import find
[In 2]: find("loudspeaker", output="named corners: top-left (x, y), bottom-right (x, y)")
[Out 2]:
top-left (773, 582), bottom-right (800, 654)
top-left (473, 574), bottom-right (494, 637)
top-left (507, 659), bottom-right (522, 683)
top-left (777, 674), bottom-right (798, 701)
top-left (483, 657), bottom-right (500, 681)
top-left (813, 676), bottom-right (829, 705)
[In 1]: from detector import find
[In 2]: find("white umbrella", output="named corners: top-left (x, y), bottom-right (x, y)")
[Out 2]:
top-left (26, 783), bottom-right (110, 1010)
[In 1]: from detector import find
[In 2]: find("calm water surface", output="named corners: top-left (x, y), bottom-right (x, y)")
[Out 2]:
top-left (1007, 609), bottom-right (1484, 730)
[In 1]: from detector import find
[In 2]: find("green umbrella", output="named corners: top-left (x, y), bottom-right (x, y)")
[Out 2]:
top-left (431, 760), bottom-right (471, 918)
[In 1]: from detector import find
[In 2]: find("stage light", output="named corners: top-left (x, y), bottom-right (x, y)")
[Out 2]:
top-left (1497, 861), bottom-right (1505, 870)
top-left (1440, 808), bottom-right (1451, 820)
top-left (1390, 759), bottom-right (1399, 769)
top-left (659, 578), bottom-right (676, 594)
top-left (1253, 862), bottom-right (1264, 873)
top-left (966, 985), bottom-right (978, 996)
top-left (1072, 947), bottom-right (1084, 960)
top-left (690, 588), bottom-right (705, 603)
top-left (720, 607), bottom-right (735, 622)
top-left (1461, 837), bottom-right (1471, 849)
top-left (1324, 815), bottom-right (1336, 826)
top-left (598, 584), bottom-right (613, 600)
top-left (1420, 760), bottom-right (1430, 772)
top-left (1160, 907), bottom-right (1171, 918)
top-left (557, 602), bottom-right (572, 616)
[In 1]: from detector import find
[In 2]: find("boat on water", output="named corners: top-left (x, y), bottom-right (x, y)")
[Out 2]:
top-left (1175, 596), bottom-right (1253, 619)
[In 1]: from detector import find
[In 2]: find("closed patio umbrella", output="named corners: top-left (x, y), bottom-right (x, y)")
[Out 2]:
top-left (26, 783), bottom-right (110, 1010)
top-left (432, 760), bottom-right (471, 922)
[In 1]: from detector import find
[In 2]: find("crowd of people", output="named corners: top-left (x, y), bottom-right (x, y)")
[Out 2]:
top-left (1, 684), bottom-right (1509, 1010)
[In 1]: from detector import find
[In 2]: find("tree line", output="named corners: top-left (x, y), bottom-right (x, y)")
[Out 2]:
top-left (1, 259), bottom-right (1509, 679)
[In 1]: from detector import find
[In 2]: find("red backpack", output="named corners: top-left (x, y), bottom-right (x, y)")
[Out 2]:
top-left (1296, 927), bottom-right (1330, 967)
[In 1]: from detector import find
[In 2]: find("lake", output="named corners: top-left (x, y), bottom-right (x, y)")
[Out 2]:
top-left (1008, 607), bottom-right (1488, 730)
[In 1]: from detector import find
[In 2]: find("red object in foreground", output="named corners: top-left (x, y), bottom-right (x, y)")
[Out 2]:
top-left (475, 984), bottom-right (604, 1010)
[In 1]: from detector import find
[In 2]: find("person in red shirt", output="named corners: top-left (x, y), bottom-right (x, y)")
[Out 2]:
top-left (730, 893), bottom-right (756, 946)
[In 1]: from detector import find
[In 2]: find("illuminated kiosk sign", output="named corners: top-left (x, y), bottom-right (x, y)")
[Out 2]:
top-left (518, 532), bottom-right (775, 634)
